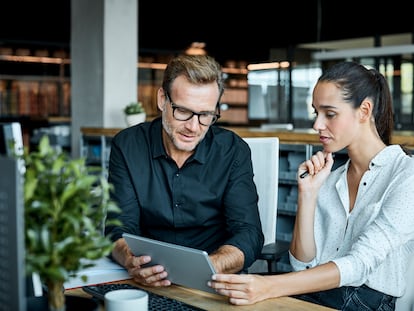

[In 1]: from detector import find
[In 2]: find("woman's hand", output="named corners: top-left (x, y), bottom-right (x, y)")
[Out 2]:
top-left (297, 151), bottom-right (334, 186)
top-left (208, 273), bottom-right (274, 305)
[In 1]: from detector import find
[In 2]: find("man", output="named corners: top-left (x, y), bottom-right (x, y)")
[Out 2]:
top-left (105, 54), bottom-right (264, 288)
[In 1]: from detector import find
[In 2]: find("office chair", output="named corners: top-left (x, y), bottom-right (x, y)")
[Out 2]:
top-left (243, 137), bottom-right (290, 274)
top-left (395, 250), bottom-right (414, 311)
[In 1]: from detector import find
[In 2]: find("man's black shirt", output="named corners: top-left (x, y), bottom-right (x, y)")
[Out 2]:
top-left (105, 117), bottom-right (264, 270)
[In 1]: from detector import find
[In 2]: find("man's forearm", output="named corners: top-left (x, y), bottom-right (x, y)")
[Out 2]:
top-left (111, 238), bottom-right (131, 267)
top-left (209, 244), bottom-right (244, 273)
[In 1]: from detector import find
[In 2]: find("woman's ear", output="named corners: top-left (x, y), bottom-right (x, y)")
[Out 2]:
top-left (359, 99), bottom-right (373, 122)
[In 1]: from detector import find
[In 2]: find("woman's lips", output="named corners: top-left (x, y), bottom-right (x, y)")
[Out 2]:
top-left (319, 135), bottom-right (330, 144)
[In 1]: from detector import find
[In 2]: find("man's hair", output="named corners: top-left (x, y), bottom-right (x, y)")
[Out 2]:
top-left (162, 54), bottom-right (225, 101)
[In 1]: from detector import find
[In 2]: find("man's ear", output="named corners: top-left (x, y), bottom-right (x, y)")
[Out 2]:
top-left (359, 98), bottom-right (373, 122)
top-left (157, 88), bottom-right (166, 111)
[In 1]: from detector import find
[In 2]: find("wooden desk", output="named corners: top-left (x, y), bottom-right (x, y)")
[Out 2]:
top-left (80, 126), bottom-right (414, 149)
top-left (66, 279), bottom-right (335, 311)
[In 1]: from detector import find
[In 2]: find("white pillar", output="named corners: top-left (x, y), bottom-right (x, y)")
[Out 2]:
top-left (70, 0), bottom-right (138, 157)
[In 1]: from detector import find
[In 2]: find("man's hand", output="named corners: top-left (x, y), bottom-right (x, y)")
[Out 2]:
top-left (111, 238), bottom-right (171, 287)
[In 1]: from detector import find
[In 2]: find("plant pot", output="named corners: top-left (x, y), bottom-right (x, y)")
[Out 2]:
top-left (27, 295), bottom-right (99, 311)
top-left (125, 113), bottom-right (146, 127)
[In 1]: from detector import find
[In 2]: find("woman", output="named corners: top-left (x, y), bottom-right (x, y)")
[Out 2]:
top-left (208, 61), bottom-right (414, 310)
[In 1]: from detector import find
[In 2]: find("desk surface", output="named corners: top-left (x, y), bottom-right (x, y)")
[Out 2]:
top-left (66, 279), bottom-right (335, 311)
top-left (80, 126), bottom-right (414, 148)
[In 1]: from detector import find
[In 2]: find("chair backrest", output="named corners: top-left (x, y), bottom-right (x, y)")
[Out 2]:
top-left (243, 137), bottom-right (279, 246)
top-left (395, 248), bottom-right (414, 311)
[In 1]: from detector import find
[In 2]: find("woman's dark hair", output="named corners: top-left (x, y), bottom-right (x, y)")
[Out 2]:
top-left (318, 61), bottom-right (393, 145)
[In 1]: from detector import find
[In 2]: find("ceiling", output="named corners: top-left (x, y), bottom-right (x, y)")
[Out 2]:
top-left (0, 0), bottom-right (413, 65)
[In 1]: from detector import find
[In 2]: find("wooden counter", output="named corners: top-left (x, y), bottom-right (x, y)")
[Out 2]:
top-left (66, 279), bottom-right (335, 311)
top-left (81, 126), bottom-right (414, 149)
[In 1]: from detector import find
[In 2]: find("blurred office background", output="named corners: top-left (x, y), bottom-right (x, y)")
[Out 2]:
top-left (0, 0), bottom-right (413, 153)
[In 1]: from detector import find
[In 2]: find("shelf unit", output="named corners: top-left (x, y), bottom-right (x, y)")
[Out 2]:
top-left (0, 54), bottom-right (249, 127)
top-left (80, 135), bottom-right (113, 175)
top-left (219, 67), bottom-right (248, 125)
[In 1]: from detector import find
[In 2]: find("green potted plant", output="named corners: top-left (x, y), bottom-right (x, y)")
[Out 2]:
top-left (123, 101), bottom-right (146, 127)
top-left (23, 136), bottom-right (120, 311)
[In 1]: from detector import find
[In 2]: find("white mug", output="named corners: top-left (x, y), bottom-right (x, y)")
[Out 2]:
top-left (104, 288), bottom-right (148, 311)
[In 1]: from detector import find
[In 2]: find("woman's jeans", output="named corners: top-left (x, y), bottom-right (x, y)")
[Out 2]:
top-left (294, 285), bottom-right (396, 310)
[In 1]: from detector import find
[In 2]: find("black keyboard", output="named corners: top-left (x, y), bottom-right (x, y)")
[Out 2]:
top-left (82, 283), bottom-right (205, 310)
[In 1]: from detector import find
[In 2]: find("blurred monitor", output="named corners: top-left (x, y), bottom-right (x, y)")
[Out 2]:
top-left (0, 156), bottom-right (26, 311)
top-left (247, 69), bottom-right (281, 123)
top-left (0, 122), bottom-right (24, 157)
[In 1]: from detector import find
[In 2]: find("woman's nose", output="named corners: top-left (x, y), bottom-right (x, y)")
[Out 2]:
top-left (313, 115), bottom-right (325, 131)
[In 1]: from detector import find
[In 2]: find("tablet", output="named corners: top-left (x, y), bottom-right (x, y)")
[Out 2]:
top-left (122, 233), bottom-right (217, 294)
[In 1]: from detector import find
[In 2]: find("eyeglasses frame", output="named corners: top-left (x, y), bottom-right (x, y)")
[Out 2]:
top-left (165, 91), bottom-right (221, 126)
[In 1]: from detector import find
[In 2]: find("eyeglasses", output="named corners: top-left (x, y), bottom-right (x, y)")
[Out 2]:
top-left (165, 92), bottom-right (220, 126)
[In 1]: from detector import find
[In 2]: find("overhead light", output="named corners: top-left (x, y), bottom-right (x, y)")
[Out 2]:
top-left (185, 42), bottom-right (207, 55)
top-left (0, 54), bottom-right (70, 64)
top-left (247, 62), bottom-right (289, 71)
top-left (312, 44), bottom-right (414, 60)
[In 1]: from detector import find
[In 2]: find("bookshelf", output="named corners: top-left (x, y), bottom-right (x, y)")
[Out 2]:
top-left (0, 51), bottom-right (250, 152)
top-left (0, 75), bottom-right (71, 118)
top-left (0, 52), bottom-right (71, 118)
